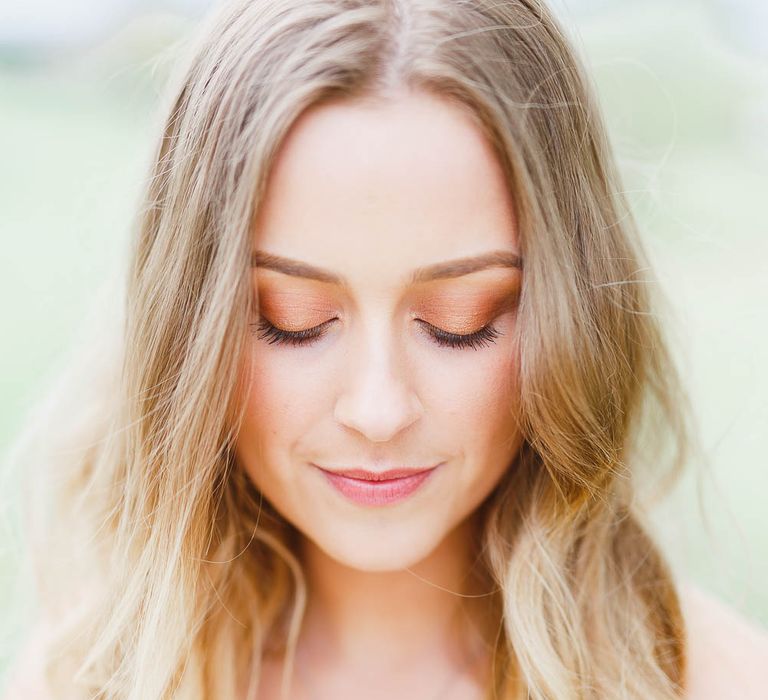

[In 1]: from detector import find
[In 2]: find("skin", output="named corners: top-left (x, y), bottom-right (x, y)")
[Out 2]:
top-left (4, 584), bottom-right (768, 699)
top-left (3, 92), bottom-right (768, 700)
top-left (231, 87), bottom-right (768, 700)
top-left (235, 87), bottom-right (523, 699)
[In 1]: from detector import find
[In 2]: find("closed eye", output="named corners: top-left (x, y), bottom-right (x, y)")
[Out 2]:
top-left (251, 317), bottom-right (503, 351)
top-left (252, 317), bottom-right (333, 347)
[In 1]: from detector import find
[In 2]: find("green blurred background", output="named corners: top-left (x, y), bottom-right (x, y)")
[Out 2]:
top-left (1, 0), bottom-right (766, 684)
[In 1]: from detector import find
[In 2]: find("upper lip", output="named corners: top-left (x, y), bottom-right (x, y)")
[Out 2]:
top-left (315, 465), bottom-right (439, 481)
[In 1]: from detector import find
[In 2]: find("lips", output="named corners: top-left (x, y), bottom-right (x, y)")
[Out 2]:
top-left (312, 463), bottom-right (442, 506)
top-left (317, 466), bottom-right (437, 481)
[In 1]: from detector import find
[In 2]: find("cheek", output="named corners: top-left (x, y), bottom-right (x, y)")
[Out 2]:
top-left (239, 347), bottom-right (324, 433)
top-left (243, 355), bottom-right (290, 428)
top-left (426, 347), bottom-right (521, 495)
top-left (236, 335), bottom-right (520, 463)
top-left (428, 344), bottom-right (519, 422)
top-left (235, 349), bottom-right (305, 481)
top-left (235, 345), bottom-right (339, 493)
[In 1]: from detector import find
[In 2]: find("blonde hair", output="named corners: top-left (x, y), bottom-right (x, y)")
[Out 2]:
top-left (5, 0), bottom-right (693, 698)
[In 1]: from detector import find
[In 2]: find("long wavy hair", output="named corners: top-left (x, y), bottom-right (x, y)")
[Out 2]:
top-left (4, 0), bottom-right (694, 698)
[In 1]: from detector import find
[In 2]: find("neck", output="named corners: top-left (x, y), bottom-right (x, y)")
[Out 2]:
top-left (293, 510), bottom-right (497, 683)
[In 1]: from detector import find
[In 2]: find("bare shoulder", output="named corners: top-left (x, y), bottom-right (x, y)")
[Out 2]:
top-left (679, 579), bottom-right (768, 700)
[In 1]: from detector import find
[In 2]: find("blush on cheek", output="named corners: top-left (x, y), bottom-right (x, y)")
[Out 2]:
top-left (233, 354), bottom-right (256, 413)
top-left (474, 346), bottom-right (519, 412)
top-left (424, 354), bottom-right (509, 420)
top-left (236, 351), bottom-right (276, 429)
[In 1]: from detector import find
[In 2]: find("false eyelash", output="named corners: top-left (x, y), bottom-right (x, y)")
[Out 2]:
top-left (250, 317), bottom-right (502, 351)
top-left (417, 319), bottom-right (502, 350)
top-left (251, 318), bottom-right (329, 347)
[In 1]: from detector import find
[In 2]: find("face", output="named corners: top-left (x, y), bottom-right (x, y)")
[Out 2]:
top-left (236, 88), bottom-right (523, 572)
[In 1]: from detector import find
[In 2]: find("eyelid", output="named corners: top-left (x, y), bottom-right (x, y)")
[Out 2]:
top-left (252, 317), bottom-right (332, 347)
top-left (256, 315), bottom-right (495, 338)
top-left (252, 315), bottom-right (504, 351)
top-left (415, 318), bottom-right (480, 337)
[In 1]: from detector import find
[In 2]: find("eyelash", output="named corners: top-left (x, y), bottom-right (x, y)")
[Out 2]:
top-left (250, 318), bottom-right (502, 351)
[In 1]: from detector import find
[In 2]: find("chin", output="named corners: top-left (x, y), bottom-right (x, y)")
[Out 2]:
top-left (307, 521), bottom-right (448, 573)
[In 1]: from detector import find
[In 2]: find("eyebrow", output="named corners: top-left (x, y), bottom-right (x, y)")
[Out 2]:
top-left (251, 249), bottom-right (522, 286)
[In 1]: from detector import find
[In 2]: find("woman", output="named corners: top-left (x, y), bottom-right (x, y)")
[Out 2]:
top-left (2, 0), bottom-right (767, 698)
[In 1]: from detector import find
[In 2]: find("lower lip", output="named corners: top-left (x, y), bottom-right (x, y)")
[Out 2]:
top-left (316, 465), bottom-right (441, 506)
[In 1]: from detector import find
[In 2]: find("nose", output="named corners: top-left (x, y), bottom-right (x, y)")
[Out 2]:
top-left (333, 324), bottom-right (423, 443)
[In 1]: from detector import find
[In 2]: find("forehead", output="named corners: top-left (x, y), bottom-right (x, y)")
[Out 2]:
top-left (252, 89), bottom-right (518, 290)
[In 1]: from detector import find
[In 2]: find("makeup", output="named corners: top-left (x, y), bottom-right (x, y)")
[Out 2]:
top-left (313, 463), bottom-right (442, 506)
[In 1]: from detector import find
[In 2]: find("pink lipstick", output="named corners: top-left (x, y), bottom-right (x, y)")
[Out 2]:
top-left (314, 464), bottom-right (441, 506)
